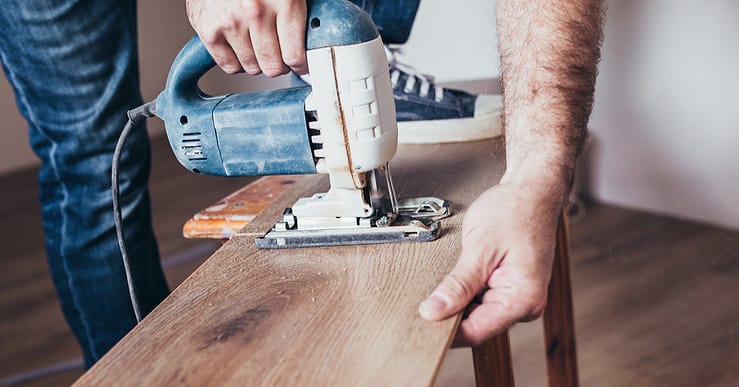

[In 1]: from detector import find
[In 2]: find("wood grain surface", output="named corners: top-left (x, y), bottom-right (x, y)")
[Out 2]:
top-left (74, 139), bottom-right (507, 386)
top-left (182, 175), bottom-right (298, 239)
top-left (472, 332), bottom-right (515, 387)
top-left (543, 216), bottom-right (579, 387)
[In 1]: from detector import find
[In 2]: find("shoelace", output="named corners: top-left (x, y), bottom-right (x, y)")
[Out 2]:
top-left (385, 45), bottom-right (445, 103)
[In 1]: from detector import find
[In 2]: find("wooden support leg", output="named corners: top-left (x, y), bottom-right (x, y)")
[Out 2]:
top-left (472, 331), bottom-right (515, 387)
top-left (543, 214), bottom-right (579, 387)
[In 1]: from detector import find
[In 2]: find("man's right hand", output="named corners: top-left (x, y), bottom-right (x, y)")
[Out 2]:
top-left (186, 0), bottom-right (308, 76)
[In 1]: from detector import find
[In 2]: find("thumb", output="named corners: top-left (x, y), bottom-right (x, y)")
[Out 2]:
top-left (419, 249), bottom-right (489, 321)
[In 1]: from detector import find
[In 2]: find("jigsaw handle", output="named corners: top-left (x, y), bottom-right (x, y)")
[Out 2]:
top-left (162, 37), bottom-right (215, 106)
top-left (165, 0), bottom-right (378, 103)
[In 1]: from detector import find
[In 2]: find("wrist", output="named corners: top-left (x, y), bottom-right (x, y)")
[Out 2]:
top-left (499, 156), bottom-right (573, 213)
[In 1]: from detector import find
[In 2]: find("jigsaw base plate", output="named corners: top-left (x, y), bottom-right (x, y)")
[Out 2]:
top-left (255, 219), bottom-right (440, 249)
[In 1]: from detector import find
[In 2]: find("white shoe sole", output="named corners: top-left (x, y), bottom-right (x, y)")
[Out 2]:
top-left (397, 95), bottom-right (503, 144)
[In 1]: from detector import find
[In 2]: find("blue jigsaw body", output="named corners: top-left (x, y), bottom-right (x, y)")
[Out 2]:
top-left (155, 0), bottom-right (378, 177)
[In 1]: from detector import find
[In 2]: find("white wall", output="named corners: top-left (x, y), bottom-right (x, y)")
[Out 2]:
top-left (588, 0), bottom-right (739, 229)
top-left (403, 0), bottom-right (499, 83)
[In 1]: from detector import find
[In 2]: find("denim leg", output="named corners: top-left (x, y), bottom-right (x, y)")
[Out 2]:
top-left (0, 0), bottom-right (168, 367)
top-left (349, 0), bottom-right (421, 44)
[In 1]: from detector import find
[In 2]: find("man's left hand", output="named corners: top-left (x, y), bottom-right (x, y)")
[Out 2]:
top-left (418, 177), bottom-right (564, 346)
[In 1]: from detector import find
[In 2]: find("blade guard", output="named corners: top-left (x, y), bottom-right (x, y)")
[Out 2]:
top-left (155, 0), bottom-right (380, 177)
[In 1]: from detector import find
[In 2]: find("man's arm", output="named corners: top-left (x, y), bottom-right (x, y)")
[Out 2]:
top-left (419, 0), bottom-right (604, 346)
top-left (186, 0), bottom-right (308, 76)
top-left (498, 0), bottom-right (603, 189)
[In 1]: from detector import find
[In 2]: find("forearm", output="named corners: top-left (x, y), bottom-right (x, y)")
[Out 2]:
top-left (496, 0), bottom-right (604, 205)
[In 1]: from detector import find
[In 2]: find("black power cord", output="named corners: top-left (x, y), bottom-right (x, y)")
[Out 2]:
top-left (111, 100), bottom-right (157, 323)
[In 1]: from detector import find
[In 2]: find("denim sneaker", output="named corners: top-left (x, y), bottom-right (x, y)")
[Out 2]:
top-left (295, 45), bottom-right (502, 144)
top-left (385, 45), bottom-right (502, 144)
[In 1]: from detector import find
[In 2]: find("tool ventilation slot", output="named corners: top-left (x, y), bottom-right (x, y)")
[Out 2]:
top-left (306, 110), bottom-right (325, 162)
top-left (181, 132), bottom-right (207, 161)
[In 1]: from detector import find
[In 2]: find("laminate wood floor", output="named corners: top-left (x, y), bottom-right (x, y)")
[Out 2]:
top-left (1, 135), bottom-right (737, 386)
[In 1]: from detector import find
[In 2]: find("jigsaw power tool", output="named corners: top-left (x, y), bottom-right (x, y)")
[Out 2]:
top-left (154, 0), bottom-right (450, 248)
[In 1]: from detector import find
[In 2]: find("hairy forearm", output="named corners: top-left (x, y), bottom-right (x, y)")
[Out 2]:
top-left (497, 0), bottom-right (604, 203)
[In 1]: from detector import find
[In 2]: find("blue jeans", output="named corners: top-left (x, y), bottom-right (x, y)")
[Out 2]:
top-left (351, 0), bottom-right (420, 44)
top-left (0, 0), bottom-right (168, 367)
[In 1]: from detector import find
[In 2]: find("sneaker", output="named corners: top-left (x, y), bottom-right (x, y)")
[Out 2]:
top-left (294, 45), bottom-right (503, 144)
top-left (385, 45), bottom-right (502, 144)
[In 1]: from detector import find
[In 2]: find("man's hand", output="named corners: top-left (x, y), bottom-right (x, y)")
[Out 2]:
top-left (419, 171), bottom-right (564, 347)
top-left (186, 0), bottom-right (308, 76)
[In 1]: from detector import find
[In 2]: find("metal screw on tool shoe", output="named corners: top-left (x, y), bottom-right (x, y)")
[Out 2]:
top-left (376, 216), bottom-right (389, 227)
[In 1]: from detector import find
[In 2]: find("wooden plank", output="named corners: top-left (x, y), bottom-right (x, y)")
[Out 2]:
top-left (472, 332), bottom-right (515, 387)
top-left (543, 215), bottom-right (579, 387)
top-left (74, 139), bottom-right (507, 386)
top-left (182, 176), bottom-right (298, 239)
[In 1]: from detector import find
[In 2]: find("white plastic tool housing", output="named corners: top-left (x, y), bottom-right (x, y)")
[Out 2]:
top-left (292, 35), bottom-right (398, 221)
